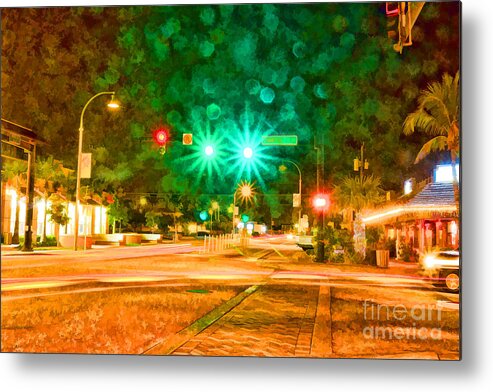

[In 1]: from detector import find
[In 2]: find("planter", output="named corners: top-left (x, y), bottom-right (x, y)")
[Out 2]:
top-left (59, 234), bottom-right (93, 249)
top-left (122, 233), bottom-right (142, 246)
top-left (141, 233), bottom-right (162, 244)
top-left (376, 249), bottom-right (389, 268)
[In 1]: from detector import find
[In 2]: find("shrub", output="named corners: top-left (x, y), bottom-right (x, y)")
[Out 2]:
top-left (345, 251), bottom-right (367, 265)
top-left (398, 242), bottom-right (417, 262)
top-left (366, 226), bottom-right (383, 249)
top-left (36, 235), bottom-right (58, 247)
top-left (322, 227), bottom-right (354, 263)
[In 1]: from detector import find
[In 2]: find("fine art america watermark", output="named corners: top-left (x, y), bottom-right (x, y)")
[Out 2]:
top-left (362, 300), bottom-right (442, 340)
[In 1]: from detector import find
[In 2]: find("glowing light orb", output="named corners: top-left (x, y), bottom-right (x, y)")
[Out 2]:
top-left (199, 211), bottom-right (209, 221)
top-left (312, 194), bottom-right (330, 210)
top-left (245, 79), bottom-right (261, 95)
top-left (236, 180), bottom-right (256, 205)
top-left (206, 103), bottom-right (221, 120)
top-left (205, 145), bottom-right (214, 156)
top-left (241, 185), bottom-right (252, 198)
top-left (243, 147), bottom-right (253, 159)
top-left (177, 120), bottom-right (228, 192)
top-left (224, 105), bottom-right (277, 187)
top-left (292, 41), bottom-right (306, 58)
top-left (153, 127), bottom-right (169, 146)
top-left (290, 76), bottom-right (306, 93)
top-left (260, 87), bottom-right (275, 104)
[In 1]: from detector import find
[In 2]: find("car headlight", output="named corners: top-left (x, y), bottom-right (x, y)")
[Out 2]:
top-left (423, 255), bottom-right (437, 269)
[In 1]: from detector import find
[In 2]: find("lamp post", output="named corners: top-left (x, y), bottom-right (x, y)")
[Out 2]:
top-left (232, 189), bottom-right (238, 234)
top-left (231, 181), bottom-right (254, 234)
top-left (313, 194), bottom-right (329, 263)
top-left (282, 160), bottom-right (302, 234)
top-left (74, 91), bottom-right (119, 250)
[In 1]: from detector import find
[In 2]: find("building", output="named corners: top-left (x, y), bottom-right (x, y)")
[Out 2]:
top-left (1, 119), bottom-right (109, 245)
top-left (362, 164), bottom-right (459, 258)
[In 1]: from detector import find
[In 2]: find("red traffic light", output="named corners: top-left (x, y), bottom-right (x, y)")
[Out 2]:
top-left (312, 193), bottom-right (330, 211)
top-left (153, 127), bottom-right (169, 146)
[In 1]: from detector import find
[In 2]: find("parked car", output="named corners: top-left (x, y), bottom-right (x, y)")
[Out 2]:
top-left (421, 250), bottom-right (460, 292)
top-left (297, 235), bottom-right (314, 251)
top-left (195, 230), bottom-right (210, 239)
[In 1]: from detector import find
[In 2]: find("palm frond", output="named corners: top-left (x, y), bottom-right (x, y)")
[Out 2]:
top-left (403, 108), bottom-right (446, 136)
top-left (404, 72), bottom-right (460, 164)
top-left (414, 136), bottom-right (447, 163)
top-left (334, 175), bottom-right (384, 212)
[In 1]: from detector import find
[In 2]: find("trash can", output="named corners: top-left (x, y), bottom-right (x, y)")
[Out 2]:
top-left (376, 250), bottom-right (389, 268)
top-left (2, 232), bottom-right (12, 245)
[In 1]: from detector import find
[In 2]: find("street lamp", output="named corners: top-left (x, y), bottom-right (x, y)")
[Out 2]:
top-left (231, 180), bottom-right (255, 233)
top-left (312, 193), bottom-right (330, 263)
top-left (281, 160), bottom-right (302, 234)
top-left (74, 91), bottom-right (119, 250)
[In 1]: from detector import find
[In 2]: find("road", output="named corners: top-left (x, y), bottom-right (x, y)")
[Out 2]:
top-left (1, 236), bottom-right (460, 359)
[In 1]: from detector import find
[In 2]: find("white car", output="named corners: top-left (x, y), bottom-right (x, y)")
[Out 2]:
top-left (422, 250), bottom-right (460, 292)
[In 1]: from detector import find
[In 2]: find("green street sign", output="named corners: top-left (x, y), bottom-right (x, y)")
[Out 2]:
top-left (261, 135), bottom-right (298, 146)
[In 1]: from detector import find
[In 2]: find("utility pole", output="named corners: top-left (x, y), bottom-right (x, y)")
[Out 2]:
top-left (354, 143), bottom-right (369, 181)
top-left (314, 138), bottom-right (320, 192)
top-left (21, 145), bottom-right (36, 252)
top-left (314, 134), bottom-right (324, 263)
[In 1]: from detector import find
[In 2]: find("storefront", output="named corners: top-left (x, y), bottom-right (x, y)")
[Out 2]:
top-left (362, 180), bottom-right (459, 257)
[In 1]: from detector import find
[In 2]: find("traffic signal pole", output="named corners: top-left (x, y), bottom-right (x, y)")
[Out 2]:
top-left (232, 190), bottom-right (236, 234)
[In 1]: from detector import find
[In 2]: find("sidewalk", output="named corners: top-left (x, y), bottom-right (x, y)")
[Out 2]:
top-left (144, 280), bottom-right (457, 359)
top-left (145, 283), bottom-right (331, 357)
top-left (0, 242), bottom-right (199, 257)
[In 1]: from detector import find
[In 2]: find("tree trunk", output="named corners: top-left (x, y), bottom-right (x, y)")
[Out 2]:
top-left (54, 223), bottom-right (60, 247)
top-left (12, 198), bottom-right (21, 244)
top-left (450, 153), bottom-right (459, 207)
top-left (353, 212), bottom-right (366, 257)
top-left (65, 202), bottom-right (69, 234)
top-left (41, 198), bottom-right (48, 243)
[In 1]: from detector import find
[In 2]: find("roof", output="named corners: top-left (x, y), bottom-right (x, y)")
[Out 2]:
top-left (1, 118), bottom-right (46, 144)
top-left (407, 182), bottom-right (456, 207)
top-left (362, 181), bottom-right (458, 225)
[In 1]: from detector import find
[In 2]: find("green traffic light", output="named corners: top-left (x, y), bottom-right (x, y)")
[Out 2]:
top-left (243, 147), bottom-right (253, 159)
top-left (205, 145), bottom-right (214, 156)
top-left (225, 106), bottom-right (277, 187)
top-left (177, 122), bottom-right (227, 191)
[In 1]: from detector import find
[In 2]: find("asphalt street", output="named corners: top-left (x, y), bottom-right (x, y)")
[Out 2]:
top-left (1, 236), bottom-right (460, 358)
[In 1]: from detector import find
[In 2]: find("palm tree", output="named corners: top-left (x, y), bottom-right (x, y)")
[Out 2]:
top-left (403, 72), bottom-right (460, 187)
top-left (334, 175), bottom-right (385, 213)
top-left (334, 175), bottom-right (384, 255)
top-left (2, 160), bottom-right (28, 244)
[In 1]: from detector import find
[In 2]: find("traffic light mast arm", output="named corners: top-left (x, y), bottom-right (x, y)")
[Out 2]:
top-left (391, 2), bottom-right (426, 53)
